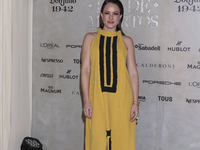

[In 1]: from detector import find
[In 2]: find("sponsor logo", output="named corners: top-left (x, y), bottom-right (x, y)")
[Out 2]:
top-left (59, 69), bottom-right (79, 80)
top-left (72, 91), bottom-right (82, 95)
top-left (158, 96), bottom-right (172, 102)
top-left (135, 43), bottom-right (160, 51)
top-left (73, 59), bottom-right (81, 64)
top-left (66, 45), bottom-right (82, 48)
top-left (186, 98), bottom-right (200, 104)
top-left (167, 41), bottom-right (190, 52)
top-left (50, 0), bottom-right (76, 6)
top-left (143, 80), bottom-right (181, 86)
top-left (41, 86), bottom-right (61, 94)
top-left (50, 0), bottom-right (76, 12)
top-left (175, 0), bottom-right (200, 6)
top-left (40, 43), bottom-right (60, 49)
top-left (41, 58), bottom-right (63, 63)
top-left (138, 96), bottom-right (146, 102)
top-left (175, 0), bottom-right (200, 12)
top-left (187, 61), bottom-right (200, 69)
top-left (136, 63), bottom-right (175, 69)
top-left (189, 81), bottom-right (200, 88)
top-left (40, 74), bottom-right (53, 78)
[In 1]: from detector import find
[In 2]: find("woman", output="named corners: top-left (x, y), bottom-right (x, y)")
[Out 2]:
top-left (81, 0), bottom-right (139, 149)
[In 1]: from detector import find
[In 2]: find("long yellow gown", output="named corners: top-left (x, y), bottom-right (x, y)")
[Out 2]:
top-left (85, 28), bottom-right (136, 150)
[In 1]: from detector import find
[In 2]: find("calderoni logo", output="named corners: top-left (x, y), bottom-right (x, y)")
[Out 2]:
top-left (135, 43), bottom-right (160, 51)
top-left (40, 43), bottom-right (60, 49)
top-left (158, 96), bottom-right (172, 102)
top-left (72, 91), bottom-right (82, 95)
top-left (50, 0), bottom-right (76, 6)
top-left (186, 98), bottom-right (200, 104)
top-left (136, 63), bottom-right (175, 69)
top-left (41, 58), bottom-right (63, 63)
top-left (143, 80), bottom-right (181, 86)
top-left (167, 41), bottom-right (190, 52)
top-left (40, 73), bottom-right (53, 78)
top-left (187, 61), bottom-right (200, 69)
top-left (59, 69), bottom-right (79, 80)
top-left (189, 81), bottom-right (200, 88)
top-left (66, 45), bottom-right (82, 48)
top-left (41, 86), bottom-right (61, 94)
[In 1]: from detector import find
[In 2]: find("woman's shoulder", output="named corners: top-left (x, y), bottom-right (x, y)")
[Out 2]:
top-left (122, 35), bottom-right (134, 49)
top-left (84, 32), bottom-right (97, 42)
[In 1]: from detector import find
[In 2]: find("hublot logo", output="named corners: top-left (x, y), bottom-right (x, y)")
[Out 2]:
top-left (59, 69), bottom-right (79, 80)
top-left (167, 41), bottom-right (190, 52)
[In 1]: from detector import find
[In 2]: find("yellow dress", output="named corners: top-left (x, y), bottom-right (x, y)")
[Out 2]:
top-left (85, 28), bottom-right (136, 150)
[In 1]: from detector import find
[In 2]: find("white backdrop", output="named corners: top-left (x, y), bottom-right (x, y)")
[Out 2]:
top-left (32, 0), bottom-right (200, 150)
top-left (0, 0), bottom-right (32, 149)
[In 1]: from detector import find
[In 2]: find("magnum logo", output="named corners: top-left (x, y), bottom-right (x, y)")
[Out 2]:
top-left (99, 35), bottom-right (117, 93)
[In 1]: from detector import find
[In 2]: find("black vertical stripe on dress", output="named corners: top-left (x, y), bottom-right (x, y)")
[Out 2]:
top-left (99, 35), bottom-right (105, 92)
top-left (99, 35), bottom-right (118, 93)
top-left (106, 37), bottom-right (111, 85)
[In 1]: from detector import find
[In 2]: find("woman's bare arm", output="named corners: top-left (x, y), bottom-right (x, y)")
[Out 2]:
top-left (123, 36), bottom-right (139, 122)
top-left (81, 33), bottom-right (96, 119)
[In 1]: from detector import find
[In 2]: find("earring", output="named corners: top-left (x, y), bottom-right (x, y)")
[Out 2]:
top-left (101, 19), bottom-right (104, 27)
top-left (118, 21), bottom-right (120, 28)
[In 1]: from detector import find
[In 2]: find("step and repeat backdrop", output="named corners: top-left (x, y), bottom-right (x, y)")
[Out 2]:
top-left (32, 0), bottom-right (200, 150)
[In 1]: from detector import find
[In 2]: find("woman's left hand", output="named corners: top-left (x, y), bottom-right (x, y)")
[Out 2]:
top-left (130, 104), bottom-right (139, 122)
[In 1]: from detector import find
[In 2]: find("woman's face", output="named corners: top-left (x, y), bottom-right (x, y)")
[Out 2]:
top-left (101, 3), bottom-right (122, 31)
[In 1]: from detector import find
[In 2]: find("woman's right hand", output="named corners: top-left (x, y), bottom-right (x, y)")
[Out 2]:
top-left (83, 101), bottom-right (93, 119)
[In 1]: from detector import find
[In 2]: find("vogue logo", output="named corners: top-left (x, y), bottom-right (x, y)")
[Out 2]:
top-left (143, 80), bottom-right (181, 86)
top-left (50, 0), bottom-right (76, 6)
